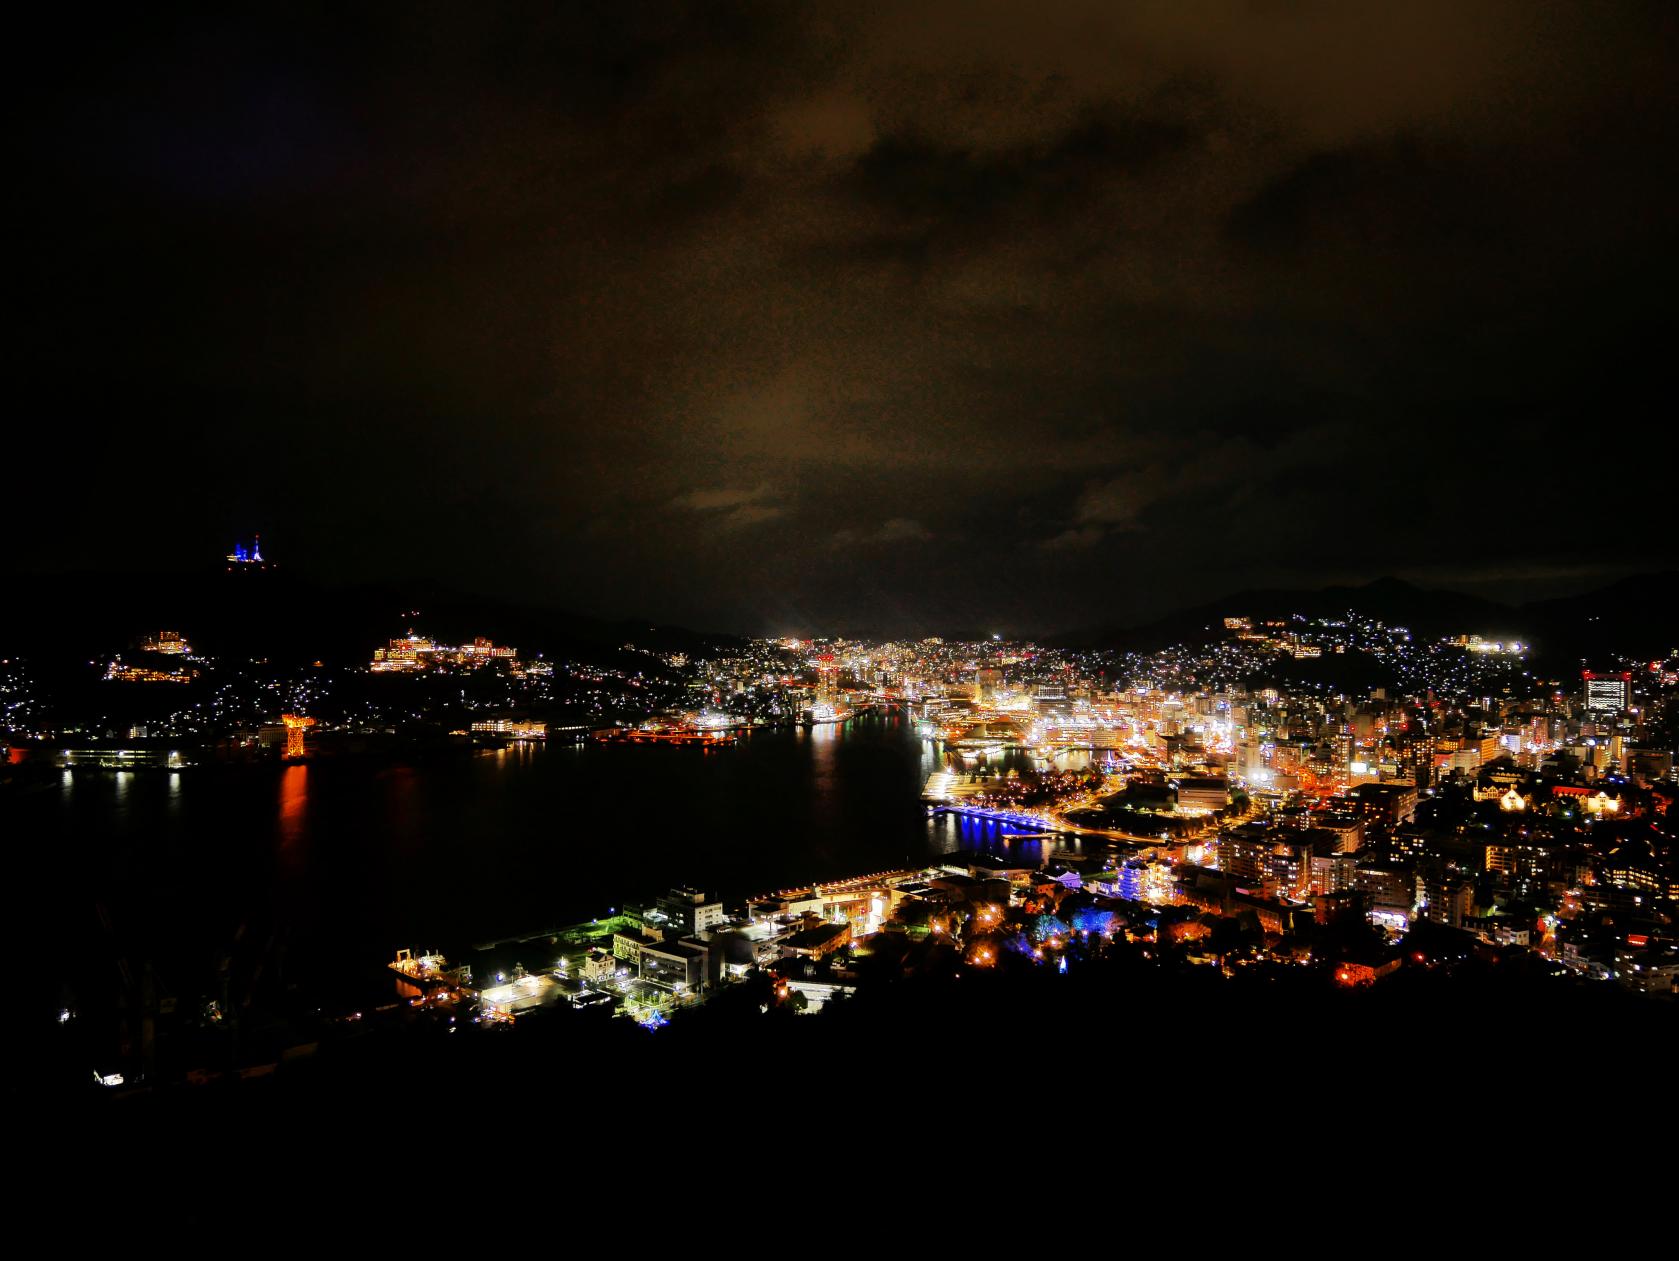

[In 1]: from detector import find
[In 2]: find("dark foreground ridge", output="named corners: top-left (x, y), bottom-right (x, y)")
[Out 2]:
top-left (47, 954), bottom-right (1674, 1134)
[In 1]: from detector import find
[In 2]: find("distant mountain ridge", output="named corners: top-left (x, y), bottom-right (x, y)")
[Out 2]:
top-left (6, 566), bottom-right (1669, 667)
top-left (1059, 573), bottom-right (1676, 664)
top-left (0, 568), bottom-right (742, 666)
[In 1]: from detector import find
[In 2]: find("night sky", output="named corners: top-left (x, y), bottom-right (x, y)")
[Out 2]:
top-left (15, 2), bottom-right (1678, 636)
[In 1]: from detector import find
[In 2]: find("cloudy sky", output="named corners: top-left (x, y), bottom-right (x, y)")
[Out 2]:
top-left (16, 2), bottom-right (1677, 634)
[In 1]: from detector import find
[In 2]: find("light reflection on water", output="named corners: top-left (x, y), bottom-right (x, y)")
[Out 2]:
top-left (278, 764), bottom-right (308, 853)
top-left (24, 711), bottom-right (1065, 1000)
top-left (926, 808), bottom-right (1051, 863)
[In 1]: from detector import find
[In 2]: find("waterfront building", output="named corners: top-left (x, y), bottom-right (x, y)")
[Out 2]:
top-left (470, 719), bottom-right (548, 739)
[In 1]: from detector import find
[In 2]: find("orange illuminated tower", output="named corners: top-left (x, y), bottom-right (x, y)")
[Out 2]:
top-left (281, 713), bottom-right (316, 760)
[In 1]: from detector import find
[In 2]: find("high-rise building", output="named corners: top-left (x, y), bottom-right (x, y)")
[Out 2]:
top-left (1424, 877), bottom-right (1474, 929)
top-left (1582, 671), bottom-right (1630, 715)
top-left (815, 653), bottom-right (838, 710)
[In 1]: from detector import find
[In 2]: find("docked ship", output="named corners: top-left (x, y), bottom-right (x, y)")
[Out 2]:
top-left (593, 719), bottom-right (738, 746)
top-left (801, 703), bottom-right (854, 727)
top-left (389, 949), bottom-right (472, 990)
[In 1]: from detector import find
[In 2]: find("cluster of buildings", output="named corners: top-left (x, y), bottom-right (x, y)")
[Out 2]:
top-left (451, 769), bottom-right (1676, 1039)
top-left (584, 621), bottom-right (1674, 1008)
top-left (140, 631), bottom-right (192, 656)
top-left (369, 632), bottom-right (518, 672)
top-left (461, 731), bottom-right (1674, 1034)
top-left (103, 658), bottom-right (195, 685)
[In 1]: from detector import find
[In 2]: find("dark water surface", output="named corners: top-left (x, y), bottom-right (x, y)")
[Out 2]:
top-left (16, 712), bottom-right (1051, 1011)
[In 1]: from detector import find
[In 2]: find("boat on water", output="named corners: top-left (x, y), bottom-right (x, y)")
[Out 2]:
top-left (389, 948), bottom-right (472, 988)
top-left (592, 723), bottom-right (738, 746)
top-left (801, 703), bottom-right (854, 727)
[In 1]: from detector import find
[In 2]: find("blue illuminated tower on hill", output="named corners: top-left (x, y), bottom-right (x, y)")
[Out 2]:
top-left (225, 534), bottom-right (269, 569)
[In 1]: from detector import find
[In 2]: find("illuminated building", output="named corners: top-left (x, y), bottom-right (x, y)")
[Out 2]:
top-left (1618, 948), bottom-right (1679, 995)
top-left (371, 632), bottom-right (517, 671)
top-left (1219, 824), bottom-right (1273, 884)
top-left (1485, 839), bottom-right (1553, 888)
top-left (141, 631), bottom-right (191, 655)
top-left (1424, 878), bottom-right (1474, 929)
top-left (1173, 775), bottom-right (1228, 812)
top-left (1582, 671), bottom-right (1630, 715)
top-left (55, 747), bottom-right (194, 769)
top-left (480, 972), bottom-right (560, 1017)
top-left (460, 636), bottom-right (517, 662)
top-left (637, 939), bottom-right (708, 991)
top-left (371, 633), bottom-right (434, 669)
top-left (1334, 731), bottom-right (1354, 776)
top-left (815, 652), bottom-right (837, 710)
top-left (780, 977), bottom-right (858, 1011)
top-left (1465, 914), bottom-right (1530, 947)
top-left (1308, 844), bottom-right (1358, 895)
top-left (1335, 957), bottom-right (1400, 986)
top-left (580, 950), bottom-right (617, 983)
top-left (1407, 736), bottom-right (1437, 787)
top-left (1355, 861), bottom-right (1415, 925)
top-left (1112, 860), bottom-right (1178, 905)
top-left (1033, 682), bottom-right (1068, 715)
top-left (470, 719), bottom-right (548, 739)
top-left (1266, 842), bottom-right (1310, 900)
top-left (1316, 814), bottom-right (1364, 852)
top-left (104, 658), bottom-right (193, 684)
top-left (612, 926), bottom-right (662, 965)
top-left (779, 921), bottom-right (851, 960)
top-left (1351, 782), bottom-right (1418, 828)
top-left (655, 887), bottom-right (727, 938)
top-left (1627, 747), bottom-right (1673, 782)
top-left (1552, 784), bottom-right (1627, 816)
top-left (1464, 635), bottom-right (1525, 655)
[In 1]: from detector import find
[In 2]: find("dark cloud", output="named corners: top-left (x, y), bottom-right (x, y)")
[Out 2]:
top-left (13, 1), bottom-right (1678, 634)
